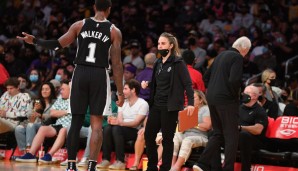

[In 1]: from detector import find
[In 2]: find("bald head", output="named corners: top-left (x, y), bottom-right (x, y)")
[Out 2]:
top-left (144, 53), bottom-right (157, 67)
top-left (232, 36), bottom-right (251, 57)
top-left (244, 85), bottom-right (259, 100)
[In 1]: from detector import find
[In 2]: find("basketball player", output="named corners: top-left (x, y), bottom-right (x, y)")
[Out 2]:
top-left (17, 1), bottom-right (124, 171)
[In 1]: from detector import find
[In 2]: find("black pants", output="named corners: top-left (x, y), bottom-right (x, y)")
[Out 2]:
top-left (239, 131), bottom-right (264, 171)
top-left (102, 125), bottom-right (138, 162)
top-left (197, 103), bottom-right (239, 171)
top-left (144, 105), bottom-right (178, 171)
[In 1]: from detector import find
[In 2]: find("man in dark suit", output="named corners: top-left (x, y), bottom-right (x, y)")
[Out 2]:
top-left (193, 36), bottom-right (251, 171)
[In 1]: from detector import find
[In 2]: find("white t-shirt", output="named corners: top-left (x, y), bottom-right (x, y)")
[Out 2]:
top-left (118, 98), bottom-right (149, 128)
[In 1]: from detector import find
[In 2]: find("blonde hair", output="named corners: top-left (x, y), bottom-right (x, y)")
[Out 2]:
top-left (160, 32), bottom-right (181, 56)
top-left (261, 69), bottom-right (275, 83)
top-left (194, 90), bottom-right (207, 106)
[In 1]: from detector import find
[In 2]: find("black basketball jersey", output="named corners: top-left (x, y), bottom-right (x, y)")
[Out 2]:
top-left (74, 18), bottom-right (113, 68)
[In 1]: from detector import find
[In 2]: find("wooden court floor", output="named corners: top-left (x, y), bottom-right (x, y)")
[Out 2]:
top-left (0, 160), bottom-right (127, 171)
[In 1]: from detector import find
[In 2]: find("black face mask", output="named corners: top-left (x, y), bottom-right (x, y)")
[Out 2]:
top-left (158, 49), bottom-right (169, 57)
top-left (269, 79), bottom-right (276, 86)
top-left (281, 95), bottom-right (288, 101)
top-left (258, 95), bottom-right (264, 101)
top-left (241, 93), bottom-right (251, 104)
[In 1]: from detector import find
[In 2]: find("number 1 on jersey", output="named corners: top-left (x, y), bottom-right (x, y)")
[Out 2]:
top-left (86, 43), bottom-right (96, 63)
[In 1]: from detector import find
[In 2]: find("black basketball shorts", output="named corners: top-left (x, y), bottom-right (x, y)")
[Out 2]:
top-left (70, 65), bottom-right (111, 115)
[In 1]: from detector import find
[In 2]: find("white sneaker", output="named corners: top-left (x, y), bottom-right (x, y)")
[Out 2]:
top-left (60, 158), bottom-right (78, 166)
top-left (96, 160), bottom-right (110, 169)
top-left (108, 160), bottom-right (126, 170)
top-left (77, 157), bottom-right (88, 167)
top-left (193, 164), bottom-right (203, 171)
top-left (60, 159), bottom-right (68, 166)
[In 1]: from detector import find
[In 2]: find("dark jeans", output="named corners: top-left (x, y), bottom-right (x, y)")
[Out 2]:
top-left (197, 103), bottom-right (239, 171)
top-left (239, 131), bottom-right (265, 171)
top-left (102, 125), bottom-right (138, 162)
top-left (144, 105), bottom-right (178, 171)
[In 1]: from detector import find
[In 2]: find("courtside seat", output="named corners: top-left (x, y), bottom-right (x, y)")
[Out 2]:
top-left (124, 140), bottom-right (135, 153)
top-left (290, 152), bottom-right (298, 167)
top-left (236, 149), bottom-right (259, 163)
top-left (258, 149), bottom-right (291, 166)
top-left (0, 131), bottom-right (17, 149)
top-left (184, 146), bottom-right (205, 167)
top-left (257, 116), bottom-right (298, 166)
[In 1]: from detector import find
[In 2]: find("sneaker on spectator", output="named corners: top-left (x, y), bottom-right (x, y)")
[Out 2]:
top-left (77, 157), bottom-right (88, 167)
top-left (108, 160), bottom-right (126, 170)
top-left (60, 158), bottom-right (79, 166)
top-left (15, 153), bottom-right (37, 163)
top-left (60, 159), bottom-right (68, 166)
top-left (96, 160), bottom-right (110, 169)
top-left (193, 164), bottom-right (203, 171)
top-left (38, 153), bottom-right (52, 164)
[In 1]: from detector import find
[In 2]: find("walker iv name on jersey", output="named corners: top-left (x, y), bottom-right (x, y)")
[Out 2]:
top-left (80, 31), bottom-right (109, 42)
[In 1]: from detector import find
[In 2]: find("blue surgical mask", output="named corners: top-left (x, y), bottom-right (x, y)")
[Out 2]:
top-left (29, 75), bottom-right (38, 82)
top-left (55, 74), bottom-right (62, 82)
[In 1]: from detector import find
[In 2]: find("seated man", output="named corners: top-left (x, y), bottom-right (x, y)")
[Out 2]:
top-left (16, 81), bottom-right (72, 163)
top-left (238, 85), bottom-right (268, 171)
top-left (0, 77), bottom-right (32, 134)
top-left (97, 79), bottom-right (148, 170)
top-left (252, 83), bottom-right (279, 119)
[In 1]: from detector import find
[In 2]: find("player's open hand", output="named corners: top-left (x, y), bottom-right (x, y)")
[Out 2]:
top-left (16, 32), bottom-right (35, 44)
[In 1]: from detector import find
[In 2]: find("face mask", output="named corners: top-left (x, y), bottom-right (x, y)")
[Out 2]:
top-left (281, 95), bottom-right (288, 101)
top-left (55, 74), bottom-right (62, 82)
top-left (241, 93), bottom-right (251, 104)
top-left (158, 49), bottom-right (169, 57)
top-left (269, 79), bottom-right (276, 86)
top-left (258, 95), bottom-right (264, 101)
top-left (29, 75), bottom-right (38, 82)
top-left (19, 82), bottom-right (26, 90)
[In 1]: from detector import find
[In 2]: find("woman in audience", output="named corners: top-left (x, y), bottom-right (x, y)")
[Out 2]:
top-left (15, 82), bottom-right (56, 154)
top-left (170, 90), bottom-right (211, 171)
top-left (261, 69), bottom-right (279, 104)
top-left (27, 69), bottom-right (43, 98)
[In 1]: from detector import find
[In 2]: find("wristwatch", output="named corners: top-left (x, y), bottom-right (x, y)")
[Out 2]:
top-left (117, 92), bottom-right (124, 96)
